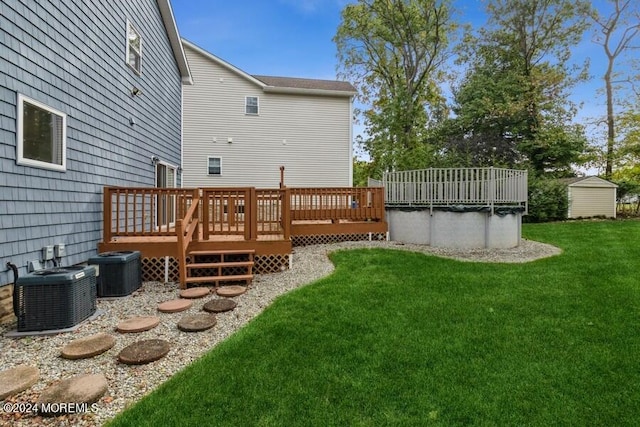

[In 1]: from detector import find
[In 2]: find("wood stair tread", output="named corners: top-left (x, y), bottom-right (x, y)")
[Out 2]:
top-left (187, 261), bottom-right (254, 269)
top-left (185, 274), bottom-right (253, 284)
top-left (189, 249), bottom-right (255, 256)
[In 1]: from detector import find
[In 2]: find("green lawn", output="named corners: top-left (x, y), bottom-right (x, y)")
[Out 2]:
top-left (107, 220), bottom-right (640, 426)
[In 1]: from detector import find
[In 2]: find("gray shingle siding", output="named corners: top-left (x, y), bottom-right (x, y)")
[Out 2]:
top-left (0, 0), bottom-right (184, 286)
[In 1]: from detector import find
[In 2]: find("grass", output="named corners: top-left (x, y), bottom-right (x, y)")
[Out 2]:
top-left (107, 219), bottom-right (640, 426)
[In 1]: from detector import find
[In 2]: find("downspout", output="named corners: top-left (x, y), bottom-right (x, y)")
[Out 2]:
top-left (348, 96), bottom-right (354, 187)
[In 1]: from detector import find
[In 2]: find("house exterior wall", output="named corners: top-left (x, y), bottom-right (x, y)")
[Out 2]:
top-left (0, 0), bottom-right (184, 287)
top-left (182, 44), bottom-right (353, 189)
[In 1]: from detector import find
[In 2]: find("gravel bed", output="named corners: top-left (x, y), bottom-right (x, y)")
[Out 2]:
top-left (0, 239), bottom-right (560, 426)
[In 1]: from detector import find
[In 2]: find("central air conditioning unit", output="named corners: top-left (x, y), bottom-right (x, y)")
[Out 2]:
top-left (88, 251), bottom-right (142, 297)
top-left (14, 265), bottom-right (97, 332)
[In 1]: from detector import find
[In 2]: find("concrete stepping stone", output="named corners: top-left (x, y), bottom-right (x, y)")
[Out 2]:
top-left (0, 365), bottom-right (40, 399)
top-left (158, 298), bottom-right (193, 313)
top-left (37, 373), bottom-right (107, 416)
top-left (203, 298), bottom-right (237, 313)
top-left (216, 285), bottom-right (247, 297)
top-left (61, 333), bottom-right (116, 360)
top-left (179, 287), bottom-right (210, 299)
top-left (118, 339), bottom-right (170, 365)
top-left (177, 313), bottom-right (217, 332)
top-left (117, 316), bottom-right (160, 333)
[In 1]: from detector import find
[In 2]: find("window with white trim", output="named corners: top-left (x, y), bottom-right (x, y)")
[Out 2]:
top-left (126, 21), bottom-right (142, 74)
top-left (17, 94), bottom-right (67, 172)
top-left (245, 96), bottom-right (259, 115)
top-left (208, 157), bottom-right (221, 175)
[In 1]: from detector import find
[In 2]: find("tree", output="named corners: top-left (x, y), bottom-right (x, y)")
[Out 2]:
top-left (441, 0), bottom-right (591, 176)
top-left (614, 106), bottom-right (640, 182)
top-left (334, 0), bottom-right (458, 176)
top-left (590, 0), bottom-right (640, 179)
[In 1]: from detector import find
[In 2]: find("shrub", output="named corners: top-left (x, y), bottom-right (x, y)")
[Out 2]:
top-left (525, 177), bottom-right (568, 223)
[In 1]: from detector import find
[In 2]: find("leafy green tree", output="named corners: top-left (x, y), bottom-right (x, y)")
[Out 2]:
top-left (613, 106), bottom-right (640, 184)
top-left (442, 0), bottom-right (591, 176)
top-left (353, 158), bottom-right (372, 187)
top-left (589, 0), bottom-right (640, 179)
top-left (334, 0), bottom-right (458, 177)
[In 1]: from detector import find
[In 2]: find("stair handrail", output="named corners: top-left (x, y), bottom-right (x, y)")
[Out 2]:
top-left (176, 189), bottom-right (200, 288)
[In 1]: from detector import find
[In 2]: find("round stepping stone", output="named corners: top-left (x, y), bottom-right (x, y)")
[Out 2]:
top-left (0, 365), bottom-right (40, 399)
top-left (158, 298), bottom-right (193, 313)
top-left (179, 287), bottom-right (210, 299)
top-left (37, 373), bottom-right (107, 416)
top-left (61, 333), bottom-right (116, 360)
top-left (216, 285), bottom-right (247, 297)
top-left (177, 313), bottom-right (217, 332)
top-left (118, 339), bottom-right (170, 365)
top-left (203, 298), bottom-right (237, 313)
top-left (117, 316), bottom-right (160, 333)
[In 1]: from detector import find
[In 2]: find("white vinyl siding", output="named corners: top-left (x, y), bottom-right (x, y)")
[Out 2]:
top-left (16, 94), bottom-right (67, 172)
top-left (569, 187), bottom-right (616, 218)
top-left (182, 44), bottom-right (352, 188)
top-left (567, 177), bottom-right (617, 219)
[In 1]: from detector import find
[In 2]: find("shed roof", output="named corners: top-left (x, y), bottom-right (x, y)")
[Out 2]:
top-left (560, 176), bottom-right (618, 188)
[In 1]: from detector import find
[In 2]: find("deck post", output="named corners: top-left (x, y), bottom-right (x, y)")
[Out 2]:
top-left (103, 188), bottom-right (112, 244)
top-left (192, 189), bottom-right (200, 242)
top-left (228, 197), bottom-right (236, 227)
top-left (176, 218), bottom-right (186, 288)
top-left (282, 188), bottom-right (291, 240)
top-left (377, 187), bottom-right (386, 222)
top-left (244, 188), bottom-right (258, 241)
top-left (202, 190), bottom-right (210, 240)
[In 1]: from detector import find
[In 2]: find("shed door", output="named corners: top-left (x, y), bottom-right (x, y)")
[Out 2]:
top-left (569, 187), bottom-right (615, 218)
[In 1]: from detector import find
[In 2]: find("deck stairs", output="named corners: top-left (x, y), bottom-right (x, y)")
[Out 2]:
top-left (184, 249), bottom-right (255, 288)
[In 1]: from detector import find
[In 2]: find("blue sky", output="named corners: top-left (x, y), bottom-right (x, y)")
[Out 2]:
top-left (170, 0), bottom-right (624, 147)
top-left (172, 0), bottom-right (487, 80)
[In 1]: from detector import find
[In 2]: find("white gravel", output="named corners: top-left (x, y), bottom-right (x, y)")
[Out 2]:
top-left (0, 239), bottom-right (560, 426)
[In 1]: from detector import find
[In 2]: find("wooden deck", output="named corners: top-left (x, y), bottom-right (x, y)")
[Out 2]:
top-left (98, 186), bottom-right (387, 287)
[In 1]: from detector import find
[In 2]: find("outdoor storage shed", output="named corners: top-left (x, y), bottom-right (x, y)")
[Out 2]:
top-left (564, 176), bottom-right (618, 219)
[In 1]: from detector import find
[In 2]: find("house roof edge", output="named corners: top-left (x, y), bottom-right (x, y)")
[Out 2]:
top-left (157, 0), bottom-right (193, 85)
top-left (181, 39), bottom-right (267, 88)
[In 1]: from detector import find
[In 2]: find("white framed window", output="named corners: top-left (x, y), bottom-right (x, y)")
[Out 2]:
top-left (207, 157), bottom-right (221, 175)
top-left (126, 20), bottom-right (142, 74)
top-left (245, 96), bottom-right (259, 115)
top-left (16, 94), bottom-right (67, 172)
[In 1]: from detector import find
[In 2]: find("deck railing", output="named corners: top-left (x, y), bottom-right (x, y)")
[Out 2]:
top-left (176, 192), bottom-right (200, 284)
top-left (103, 187), bottom-right (196, 240)
top-left (103, 186), bottom-right (385, 242)
top-left (289, 187), bottom-right (385, 222)
top-left (382, 167), bottom-right (528, 212)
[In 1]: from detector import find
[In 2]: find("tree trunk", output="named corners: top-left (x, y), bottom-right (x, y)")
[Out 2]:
top-left (605, 64), bottom-right (615, 179)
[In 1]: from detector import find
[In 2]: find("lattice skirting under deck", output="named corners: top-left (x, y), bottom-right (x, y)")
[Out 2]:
top-left (141, 254), bottom-right (290, 283)
top-left (142, 257), bottom-right (180, 283)
top-left (292, 232), bottom-right (388, 247)
top-left (141, 233), bottom-right (387, 282)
